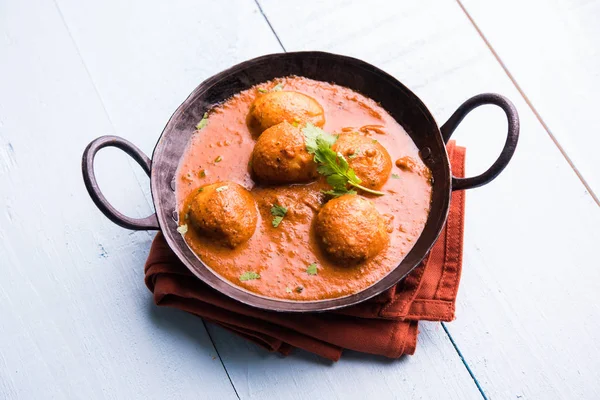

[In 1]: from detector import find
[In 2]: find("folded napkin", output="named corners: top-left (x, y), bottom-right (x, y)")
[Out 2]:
top-left (144, 141), bottom-right (465, 361)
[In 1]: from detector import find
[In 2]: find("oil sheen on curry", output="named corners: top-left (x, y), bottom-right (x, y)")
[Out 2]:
top-left (176, 76), bottom-right (432, 301)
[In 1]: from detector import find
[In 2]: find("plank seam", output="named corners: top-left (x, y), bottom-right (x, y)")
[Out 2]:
top-left (442, 322), bottom-right (489, 400)
top-left (51, 0), bottom-right (155, 212)
top-left (254, 0), bottom-right (287, 52)
top-left (202, 321), bottom-right (241, 399)
top-left (455, 0), bottom-right (600, 207)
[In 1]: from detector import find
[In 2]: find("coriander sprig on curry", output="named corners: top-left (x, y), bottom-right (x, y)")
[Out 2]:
top-left (303, 123), bottom-right (387, 197)
top-left (175, 76), bottom-right (432, 301)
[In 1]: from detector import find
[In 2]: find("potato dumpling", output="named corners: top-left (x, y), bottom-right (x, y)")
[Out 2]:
top-left (247, 91), bottom-right (325, 135)
top-left (332, 133), bottom-right (392, 189)
top-left (314, 194), bottom-right (388, 263)
top-left (187, 182), bottom-right (257, 248)
top-left (251, 121), bottom-right (318, 184)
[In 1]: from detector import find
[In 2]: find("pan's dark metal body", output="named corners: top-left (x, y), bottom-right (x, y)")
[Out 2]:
top-left (82, 52), bottom-right (519, 312)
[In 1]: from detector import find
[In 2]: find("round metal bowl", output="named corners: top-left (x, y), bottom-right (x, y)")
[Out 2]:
top-left (82, 51), bottom-right (519, 312)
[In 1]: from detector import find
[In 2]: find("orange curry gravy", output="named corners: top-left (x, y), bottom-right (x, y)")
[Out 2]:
top-left (176, 76), bottom-right (432, 301)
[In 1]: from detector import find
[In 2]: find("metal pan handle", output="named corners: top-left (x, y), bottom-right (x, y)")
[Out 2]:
top-left (82, 135), bottom-right (160, 230)
top-left (441, 93), bottom-right (519, 191)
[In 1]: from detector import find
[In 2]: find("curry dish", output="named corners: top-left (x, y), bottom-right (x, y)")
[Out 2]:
top-left (176, 76), bottom-right (432, 301)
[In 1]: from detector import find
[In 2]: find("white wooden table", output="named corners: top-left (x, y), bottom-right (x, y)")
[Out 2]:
top-left (1, 1), bottom-right (599, 398)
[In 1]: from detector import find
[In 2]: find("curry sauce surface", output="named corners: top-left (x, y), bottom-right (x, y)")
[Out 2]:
top-left (177, 76), bottom-right (432, 300)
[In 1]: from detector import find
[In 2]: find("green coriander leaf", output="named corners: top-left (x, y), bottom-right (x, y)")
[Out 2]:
top-left (257, 87), bottom-right (268, 93)
top-left (177, 224), bottom-right (188, 235)
top-left (303, 124), bottom-right (385, 196)
top-left (214, 155), bottom-right (222, 163)
top-left (346, 167), bottom-right (361, 184)
top-left (306, 263), bottom-right (318, 275)
top-left (271, 204), bottom-right (288, 217)
top-left (322, 188), bottom-right (357, 197)
top-left (272, 83), bottom-right (284, 92)
top-left (199, 169), bottom-right (206, 178)
top-left (392, 173), bottom-right (400, 179)
top-left (316, 164), bottom-right (336, 176)
top-left (272, 216), bottom-right (284, 228)
top-left (316, 134), bottom-right (338, 151)
top-left (195, 112), bottom-right (209, 130)
top-left (326, 174), bottom-right (349, 189)
top-left (303, 123), bottom-right (337, 154)
top-left (313, 144), bottom-right (340, 172)
top-left (335, 152), bottom-right (350, 172)
top-left (295, 286), bottom-right (304, 293)
top-left (197, 187), bottom-right (204, 193)
top-left (372, 139), bottom-right (378, 144)
top-left (239, 271), bottom-right (260, 281)
top-left (270, 204), bottom-right (288, 227)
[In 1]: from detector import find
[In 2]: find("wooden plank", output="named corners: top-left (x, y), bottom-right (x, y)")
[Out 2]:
top-left (459, 0), bottom-right (600, 201)
top-left (54, 0), bottom-right (485, 398)
top-left (54, 0), bottom-right (282, 156)
top-left (0, 0), bottom-right (237, 398)
top-left (206, 323), bottom-right (482, 400)
top-left (257, 0), bottom-right (600, 398)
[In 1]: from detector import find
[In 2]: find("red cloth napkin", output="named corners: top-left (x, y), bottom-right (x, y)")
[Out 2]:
top-left (144, 141), bottom-right (465, 361)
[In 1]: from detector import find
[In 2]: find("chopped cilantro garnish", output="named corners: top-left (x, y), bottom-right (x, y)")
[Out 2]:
top-left (270, 204), bottom-right (288, 228)
top-left (214, 155), bottom-right (222, 163)
top-left (306, 263), bottom-right (318, 275)
top-left (196, 113), bottom-right (209, 130)
top-left (257, 87), bottom-right (268, 93)
top-left (392, 173), bottom-right (400, 179)
top-left (295, 286), bottom-right (304, 293)
top-left (239, 271), bottom-right (260, 281)
top-left (272, 216), bottom-right (284, 228)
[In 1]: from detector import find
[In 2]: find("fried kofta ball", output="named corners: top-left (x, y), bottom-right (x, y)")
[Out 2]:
top-left (332, 133), bottom-right (392, 189)
top-left (251, 121), bottom-right (318, 184)
top-left (247, 91), bottom-right (325, 135)
top-left (315, 194), bottom-right (389, 263)
top-left (187, 182), bottom-right (257, 248)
